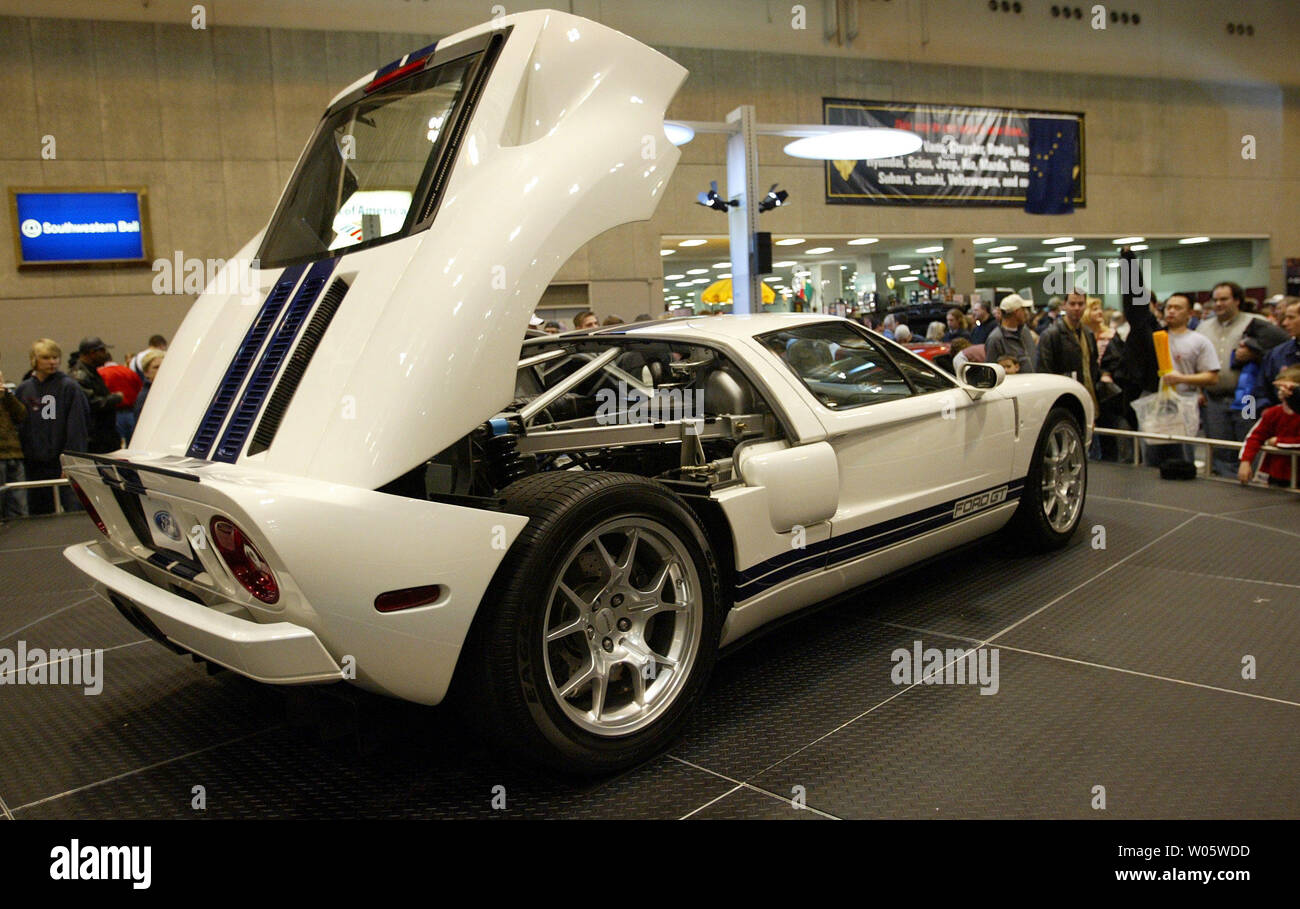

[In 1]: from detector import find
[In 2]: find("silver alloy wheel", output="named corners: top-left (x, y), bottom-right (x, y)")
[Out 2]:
top-left (541, 516), bottom-right (703, 737)
top-left (1040, 421), bottom-right (1085, 532)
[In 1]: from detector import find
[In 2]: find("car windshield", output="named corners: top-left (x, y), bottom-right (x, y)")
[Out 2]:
top-left (256, 52), bottom-right (480, 268)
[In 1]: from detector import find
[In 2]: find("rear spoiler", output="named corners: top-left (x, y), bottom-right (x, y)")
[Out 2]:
top-left (63, 451), bottom-right (203, 484)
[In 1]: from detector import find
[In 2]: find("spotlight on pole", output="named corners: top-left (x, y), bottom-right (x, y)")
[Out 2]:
top-left (758, 183), bottom-right (789, 213)
top-left (696, 180), bottom-right (736, 213)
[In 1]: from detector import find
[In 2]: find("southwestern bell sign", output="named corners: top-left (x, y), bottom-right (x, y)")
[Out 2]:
top-left (10, 186), bottom-right (151, 266)
top-left (824, 99), bottom-right (1085, 211)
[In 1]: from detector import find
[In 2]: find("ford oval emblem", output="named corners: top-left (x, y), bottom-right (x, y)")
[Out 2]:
top-left (153, 510), bottom-right (181, 540)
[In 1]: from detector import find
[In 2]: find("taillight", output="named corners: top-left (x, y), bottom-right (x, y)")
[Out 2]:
top-left (209, 516), bottom-right (279, 604)
top-left (67, 478), bottom-right (107, 535)
top-left (375, 585), bottom-right (444, 613)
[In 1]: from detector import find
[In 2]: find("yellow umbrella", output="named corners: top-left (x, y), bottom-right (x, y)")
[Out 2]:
top-left (700, 278), bottom-right (776, 304)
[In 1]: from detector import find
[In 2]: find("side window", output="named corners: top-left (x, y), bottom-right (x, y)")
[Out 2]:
top-left (890, 347), bottom-right (956, 393)
top-left (760, 323), bottom-right (914, 410)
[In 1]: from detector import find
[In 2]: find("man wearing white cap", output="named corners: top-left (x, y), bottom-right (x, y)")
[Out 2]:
top-left (984, 294), bottom-right (1037, 374)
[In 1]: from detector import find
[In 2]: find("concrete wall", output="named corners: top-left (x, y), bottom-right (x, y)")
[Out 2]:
top-left (1, 11), bottom-right (1297, 373)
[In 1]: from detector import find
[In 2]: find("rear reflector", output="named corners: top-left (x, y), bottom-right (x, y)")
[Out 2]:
top-left (67, 478), bottom-right (107, 535)
top-left (210, 516), bottom-right (280, 605)
top-left (375, 585), bottom-right (444, 613)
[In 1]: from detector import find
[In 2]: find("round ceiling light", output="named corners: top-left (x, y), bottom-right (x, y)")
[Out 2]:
top-left (782, 128), bottom-right (922, 161)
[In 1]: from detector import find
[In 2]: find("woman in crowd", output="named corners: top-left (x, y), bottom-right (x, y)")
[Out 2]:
top-left (1084, 297), bottom-right (1115, 360)
top-left (132, 349), bottom-right (167, 429)
top-left (0, 353), bottom-right (28, 520)
top-left (15, 339), bottom-right (89, 514)
top-left (943, 307), bottom-right (970, 342)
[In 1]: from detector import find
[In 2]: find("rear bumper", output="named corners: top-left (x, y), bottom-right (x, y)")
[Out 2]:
top-left (59, 451), bottom-right (530, 704)
top-left (67, 540), bottom-right (343, 684)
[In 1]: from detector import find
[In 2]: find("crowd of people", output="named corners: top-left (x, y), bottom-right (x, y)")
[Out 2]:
top-left (862, 281), bottom-right (1300, 485)
top-left (0, 335), bottom-right (167, 520)
top-left (6, 284), bottom-right (1294, 522)
top-left (547, 287), bottom-right (1300, 487)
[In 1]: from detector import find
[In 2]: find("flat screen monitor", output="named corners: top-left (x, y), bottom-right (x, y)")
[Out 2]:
top-left (10, 186), bottom-right (151, 267)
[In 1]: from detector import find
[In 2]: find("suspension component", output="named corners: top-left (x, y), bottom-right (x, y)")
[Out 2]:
top-left (481, 417), bottom-right (537, 488)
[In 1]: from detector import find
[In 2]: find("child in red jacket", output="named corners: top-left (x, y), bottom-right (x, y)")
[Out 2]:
top-left (1238, 365), bottom-right (1300, 486)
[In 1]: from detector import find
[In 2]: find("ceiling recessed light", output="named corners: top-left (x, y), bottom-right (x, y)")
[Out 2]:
top-left (775, 238), bottom-right (805, 246)
top-left (847, 237), bottom-right (879, 245)
top-left (973, 237), bottom-right (998, 245)
top-left (693, 278), bottom-right (709, 284)
top-left (1130, 244), bottom-right (1149, 251)
top-left (987, 245), bottom-right (1017, 253)
top-left (686, 268), bottom-right (708, 275)
top-left (988, 257), bottom-right (1014, 264)
top-left (678, 239), bottom-right (707, 247)
top-left (900, 276), bottom-right (919, 282)
top-left (1178, 236), bottom-right (1211, 244)
top-left (1026, 266), bottom-right (1049, 273)
top-left (888, 264), bottom-right (911, 271)
top-left (1045, 256), bottom-right (1072, 264)
top-left (763, 276), bottom-right (780, 282)
top-left (712, 262), bottom-right (730, 269)
top-left (916, 245), bottom-right (944, 253)
top-left (674, 282), bottom-right (692, 287)
top-left (772, 260), bottom-right (796, 268)
top-left (1113, 236), bottom-right (1144, 245)
top-left (719, 273), bottom-right (731, 278)
top-left (1056, 244), bottom-right (1086, 252)
top-left (1042, 237), bottom-right (1073, 245)
top-left (660, 249), bottom-right (675, 256)
top-left (972, 267), bottom-right (985, 273)
top-left (806, 247), bottom-right (834, 254)
top-left (1004, 262), bottom-right (1026, 269)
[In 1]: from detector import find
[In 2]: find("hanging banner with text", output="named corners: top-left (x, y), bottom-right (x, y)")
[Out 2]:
top-left (824, 99), bottom-right (1085, 209)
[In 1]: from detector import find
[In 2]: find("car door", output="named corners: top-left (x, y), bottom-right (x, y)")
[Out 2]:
top-left (762, 321), bottom-right (1017, 575)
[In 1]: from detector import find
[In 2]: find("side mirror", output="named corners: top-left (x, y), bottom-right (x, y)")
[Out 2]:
top-left (960, 362), bottom-right (1006, 394)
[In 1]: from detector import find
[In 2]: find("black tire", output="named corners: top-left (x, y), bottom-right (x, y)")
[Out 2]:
top-left (454, 471), bottom-right (723, 775)
top-left (1006, 405), bottom-right (1088, 551)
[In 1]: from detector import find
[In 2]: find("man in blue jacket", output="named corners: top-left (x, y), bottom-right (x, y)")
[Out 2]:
top-left (1254, 299), bottom-right (1300, 409)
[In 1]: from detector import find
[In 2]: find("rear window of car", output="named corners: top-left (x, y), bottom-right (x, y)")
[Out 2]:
top-left (256, 50), bottom-right (483, 269)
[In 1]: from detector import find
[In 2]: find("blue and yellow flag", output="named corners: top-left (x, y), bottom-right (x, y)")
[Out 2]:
top-left (1025, 118), bottom-right (1079, 215)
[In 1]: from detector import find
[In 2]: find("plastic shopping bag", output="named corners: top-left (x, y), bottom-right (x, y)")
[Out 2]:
top-left (1132, 388), bottom-right (1200, 438)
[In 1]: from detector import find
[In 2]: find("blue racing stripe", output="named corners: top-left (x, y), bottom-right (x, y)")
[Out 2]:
top-left (734, 478), bottom-right (1025, 601)
top-left (407, 41), bottom-right (438, 62)
top-left (187, 265), bottom-right (306, 459)
top-left (212, 257), bottom-right (336, 463)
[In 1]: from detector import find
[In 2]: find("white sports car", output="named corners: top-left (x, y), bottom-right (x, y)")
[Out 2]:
top-left (62, 9), bottom-right (1093, 774)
